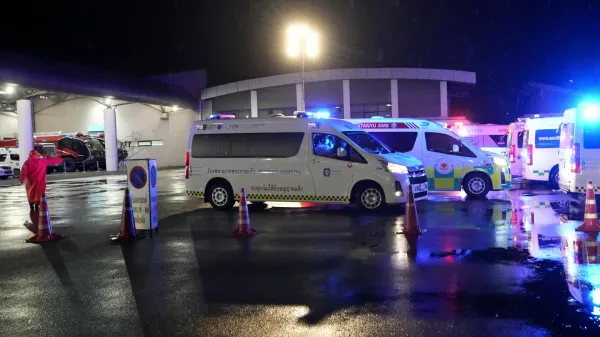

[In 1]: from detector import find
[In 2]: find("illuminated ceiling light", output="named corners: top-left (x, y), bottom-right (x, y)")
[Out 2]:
top-left (5, 85), bottom-right (16, 94)
top-left (386, 104), bottom-right (392, 107)
top-left (335, 106), bottom-right (340, 109)
top-left (172, 105), bottom-right (179, 111)
top-left (104, 97), bottom-right (113, 105)
top-left (286, 24), bottom-right (319, 58)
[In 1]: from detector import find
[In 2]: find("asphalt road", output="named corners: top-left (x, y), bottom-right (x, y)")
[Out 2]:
top-left (0, 170), bottom-right (599, 336)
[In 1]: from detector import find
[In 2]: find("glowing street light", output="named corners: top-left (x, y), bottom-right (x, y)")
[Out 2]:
top-left (286, 24), bottom-right (320, 111)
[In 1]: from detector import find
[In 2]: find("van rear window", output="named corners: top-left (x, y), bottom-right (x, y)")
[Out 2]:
top-left (370, 132), bottom-right (418, 153)
top-left (191, 132), bottom-right (304, 158)
top-left (584, 123), bottom-right (600, 149)
top-left (560, 123), bottom-right (574, 149)
top-left (517, 131), bottom-right (524, 148)
top-left (534, 129), bottom-right (560, 149)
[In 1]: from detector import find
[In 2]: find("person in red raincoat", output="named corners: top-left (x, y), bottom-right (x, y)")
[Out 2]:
top-left (18, 150), bottom-right (63, 210)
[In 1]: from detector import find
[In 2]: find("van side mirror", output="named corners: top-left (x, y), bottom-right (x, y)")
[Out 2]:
top-left (452, 144), bottom-right (460, 153)
top-left (336, 147), bottom-right (347, 157)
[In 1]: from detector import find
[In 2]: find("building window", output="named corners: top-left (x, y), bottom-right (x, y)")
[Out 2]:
top-left (350, 103), bottom-right (391, 119)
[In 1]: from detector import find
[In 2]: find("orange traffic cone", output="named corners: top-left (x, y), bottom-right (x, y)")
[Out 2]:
top-left (111, 188), bottom-right (137, 241)
top-left (576, 180), bottom-right (600, 233)
top-left (399, 185), bottom-right (422, 235)
top-left (26, 194), bottom-right (63, 243)
top-left (585, 238), bottom-right (599, 264)
top-left (511, 209), bottom-right (518, 225)
top-left (231, 188), bottom-right (258, 236)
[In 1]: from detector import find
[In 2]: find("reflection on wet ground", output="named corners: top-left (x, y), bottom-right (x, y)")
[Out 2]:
top-left (0, 171), bottom-right (599, 336)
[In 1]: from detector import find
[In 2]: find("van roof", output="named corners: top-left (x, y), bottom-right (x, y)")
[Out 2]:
top-left (523, 116), bottom-right (562, 128)
top-left (191, 117), bottom-right (365, 132)
top-left (347, 118), bottom-right (447, 131)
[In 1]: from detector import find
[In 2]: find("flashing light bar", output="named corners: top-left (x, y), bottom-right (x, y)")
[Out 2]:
top-left (209, 114), bottom-right (236, 120)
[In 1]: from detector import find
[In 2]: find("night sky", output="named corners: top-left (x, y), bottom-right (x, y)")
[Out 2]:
top-left (4, 0), bottom-right (600, 123)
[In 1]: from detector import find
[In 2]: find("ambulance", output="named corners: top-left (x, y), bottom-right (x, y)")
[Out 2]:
top-left (521, 116), bottom-right (562, 189)
top-left (0, 148), bottom-right (19, 178)
top-left (506, 120), bottom-right (525, 176)
top-left (348, 118), bottom-right (511, 198)
top-left (450, 124), bottom-right (509, 156)
top-left (186, 117), bottom-right (428, 211)
top-left (558, 104), bottom-right (600, 194)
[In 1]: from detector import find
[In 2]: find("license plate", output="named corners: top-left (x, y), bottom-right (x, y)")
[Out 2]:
top-left (413, 184), bottom-right (421, 192)
top-left (421, 182), bottom-right (428, 191)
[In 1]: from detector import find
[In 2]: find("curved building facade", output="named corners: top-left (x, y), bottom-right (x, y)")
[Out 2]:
top-left (200, 68), bottom-right (476, 120)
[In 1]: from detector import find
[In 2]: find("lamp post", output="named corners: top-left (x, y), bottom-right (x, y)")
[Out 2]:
top-left (286, 24), bottom-right (319, 111)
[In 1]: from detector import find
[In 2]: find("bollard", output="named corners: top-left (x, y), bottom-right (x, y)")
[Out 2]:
top-left (83, 162), bottom-right (86, 172)
top-left (96, 161), bottom-right (100, 172)
top-left (62, 161), bottom-right (66, 174)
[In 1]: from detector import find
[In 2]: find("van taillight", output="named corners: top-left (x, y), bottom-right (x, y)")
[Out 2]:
top-left (527, 144), bottom-right (533, 166)
top-left (509, 144), bottom-right (516, 163)
top-left (572, 143), bottom-right (581, 173)
top-left (185, 152), bottom-right (190, 179)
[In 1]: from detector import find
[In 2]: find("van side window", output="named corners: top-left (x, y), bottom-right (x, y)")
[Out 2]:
top-left (0, 154), bottom-right (6, 162)
top-left (370, 132), bottom-right (418, 153)
top-left (425, 132), bottom-right (476, 157)
top-left (312, 133), bottom-right (365, 162)
top-left (10, 154), bottom-right (19, 161)
top-left (584, 123), bottom-right (600, 149)
top-left (191, 133), bottom-right (304, 158)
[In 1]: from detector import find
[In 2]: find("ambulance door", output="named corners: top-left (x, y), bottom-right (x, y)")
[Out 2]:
top-left (308, 132), bottom-right (355, 200)
top-left (422, 131), bottom-right (466, 191)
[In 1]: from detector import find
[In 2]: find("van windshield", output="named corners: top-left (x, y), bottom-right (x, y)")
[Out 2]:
top-left (342, 131), bottom-right (390, 154)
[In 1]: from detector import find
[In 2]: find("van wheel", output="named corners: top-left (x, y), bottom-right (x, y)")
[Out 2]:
top-left (463, 172), bottom-right (491, 198)
top-left (12, 169), bottom-right (19, 178)
top-left (355, 184), bottom-right (385, 211)
top-left (208, 182), bottom-right (235, 210)
top-left (0, 176), bottom-right (7, 180)
top-left (549, 166), bottom-right (559, 190)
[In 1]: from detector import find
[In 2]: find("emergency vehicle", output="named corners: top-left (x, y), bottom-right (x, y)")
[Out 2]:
top-left (186, 117), bottom-right (428, 211)
top-left (506, 120), bottom-right (525, 176)
top-left (450, 124), bottom-right (509, 156)
top-left (558, 104), bottom-right (600, 194)
top-left (348, 118), bottom-right (511, 198)
top-left (0, 147), bottom-right (19, 178)
top-left (0, 141), bottom-right (60, 174)
top-left (521, 116), bottom-right (562, 189)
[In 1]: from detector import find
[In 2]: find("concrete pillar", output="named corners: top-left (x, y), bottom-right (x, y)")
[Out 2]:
top-left (103, 108), bottom-right (118, 172)
top-left (296, 83), bottom-right (304, 111)
top-left (17, 100), bottom-right (33, 168)
top-left (440, 81), bottom-right (448, 117)
top-left (390, 79), bottom-right (399, 118)
top-left (250, 90), bottom-right (258, 118)
top-left (343, 80), bottom-right (351, 119)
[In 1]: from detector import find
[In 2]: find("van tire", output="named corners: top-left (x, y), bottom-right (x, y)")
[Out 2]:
top-left (549, 166), bottom-right (559, 190)
top-left (12, 169), bottom-right (19, 178)
top-left (463, 172), bottom-right (491, 198)
top-left (208, 181), bottom-right (235, 210)
top-left (355, 183), bottom-right (386, 211)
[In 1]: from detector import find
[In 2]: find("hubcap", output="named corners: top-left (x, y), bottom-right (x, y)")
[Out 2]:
top-left (361, 188), bottom-right (382, 209)
top-left (211, 187), bottom-right (228, 207)
top-left (468, 177), bottom-right (486, 194)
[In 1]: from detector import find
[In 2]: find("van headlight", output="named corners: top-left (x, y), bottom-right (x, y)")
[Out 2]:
top-left (387, 162), bottom-right (409, 174)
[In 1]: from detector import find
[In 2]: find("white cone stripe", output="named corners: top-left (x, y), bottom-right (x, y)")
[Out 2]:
top-left (586, 200), bottom-right (596, 205)
top-left (38, 225), bottom-right (46, 229)
top-left (584, 213), bottom-right (598, 219)
top-left (587, 242), bottom-right (599, 247)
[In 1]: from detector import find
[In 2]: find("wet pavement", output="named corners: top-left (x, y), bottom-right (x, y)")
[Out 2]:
top-left (0, 170), bottom-right (599, 336)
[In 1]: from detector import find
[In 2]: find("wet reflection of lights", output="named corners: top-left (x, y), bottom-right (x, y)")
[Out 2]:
top-left (592, 306), bottom-right (600, 316)
top-left (266, 202), bottom-right (305, 208)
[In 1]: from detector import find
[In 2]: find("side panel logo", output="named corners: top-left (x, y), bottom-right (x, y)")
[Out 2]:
top-left (323, 168), bottom-right (331, 177)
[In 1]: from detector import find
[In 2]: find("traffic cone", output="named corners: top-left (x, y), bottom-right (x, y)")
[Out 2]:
top-left (110, 188), bottom-right (136, 241)
top-left (399, 185), bottom-right (422, 235)
top-left (26, 194), bottom-right (63, 243)
top-left (576, 180), bottom-right (600, 233)
top-left (585, 237), bottom-right (599, 264)
top-left (231, 188), bottom-right (258, 236)
top-left (511, 209), bottom-right (518, 225)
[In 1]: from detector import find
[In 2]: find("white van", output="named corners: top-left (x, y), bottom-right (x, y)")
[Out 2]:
top-left (521, 116), bottom-right (562, 189)
top-left (450, 124), bottom-right (509, 156)
top-left (558, 104), bottom-right (600, 194)
top-left (185, 117), bottom-right (428, 211)
top-left (506, 121), bottom-right (525, 176)
top-left (347, 118), bottom-right (511, 198)
top-left (0, 148), bottom-right (17, 179)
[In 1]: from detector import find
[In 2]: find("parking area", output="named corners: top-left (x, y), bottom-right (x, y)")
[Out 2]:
top-left (0, 170), bottom-right (599, 336)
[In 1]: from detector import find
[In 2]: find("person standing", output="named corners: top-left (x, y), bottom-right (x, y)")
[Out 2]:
top-left (19, 150), bottom-right (63, 210)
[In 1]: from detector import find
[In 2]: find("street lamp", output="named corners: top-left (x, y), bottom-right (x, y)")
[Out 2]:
top-left (286, 24), bottom-right (319, 111)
